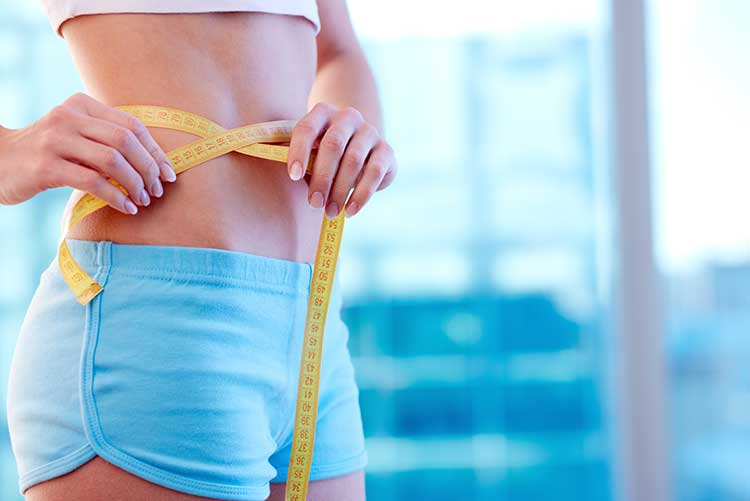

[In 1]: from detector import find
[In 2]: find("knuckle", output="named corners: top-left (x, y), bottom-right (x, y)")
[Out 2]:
top-left (361, 122), bottom-right (378, 137)
top-left (369, 160), bottom-right (387, 176)
top-left (112, 127), bottom-right (135, 149)
top-left (48, 105), bottom-right (71, 127)
top-left (145, 142), bottom-right (168, 164)
top-left (314, 171), bottom-right (334, 188)
top-left (339, 106), bottom-right (362, 122)
top-left (65, 92), bottom-right (87, 107)
top-left (321, 131), bottom-right (346, 151)
top-left (293, 119), bottom-right (316, 136)
top-left (147, 143), bottom-right (164, 159)
top-left (313, 101), bottom-right (335, 115)
top-left (378, 141), bottom-right (395, 156)
top-left (102, 147), bottom-right (122, 169)
top-left (125, 115), bottom-right (147, 135)
top-left (343, 147), bottom-right (366, 170)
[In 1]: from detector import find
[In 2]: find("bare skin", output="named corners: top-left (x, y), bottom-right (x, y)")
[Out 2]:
top-left (57, 8), bottom-right (394, 264)
top-left (3, 1), bottom-right (398, 499)
top-left (25, 456), bottom-right (365, 501)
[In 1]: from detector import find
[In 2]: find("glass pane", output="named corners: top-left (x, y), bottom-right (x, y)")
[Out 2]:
top-left (649, 1), bottom-right (750, 499)
top-left (343, 1), bottom-right (613, 499)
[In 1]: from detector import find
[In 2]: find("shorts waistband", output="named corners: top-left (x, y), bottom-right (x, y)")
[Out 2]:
top-left (64, 239), bottom-right (314, 294)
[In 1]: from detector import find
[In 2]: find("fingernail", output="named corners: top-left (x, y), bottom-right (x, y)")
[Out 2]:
top-left (124, 199), bottom-right (138, 215)
top-left (310, 191), bottom-right (324, 209)
top-left (163, 162), bottom-right (177, 182)
top-left (325, 202), bottom-right (339, 218)
top-left (140, 189), bottom-right (151, 206)
top-left (151, 180), bottom-right (163, 198)
top-left (290, 161), bottom-right (303, 181)
top-left (345, 201), bottom-right (359, 218)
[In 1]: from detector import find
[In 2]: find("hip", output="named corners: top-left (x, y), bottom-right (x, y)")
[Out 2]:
top-left (7, 238), bottom-right (360, 498)
top-left (15, 237), bottom-right (348, 372)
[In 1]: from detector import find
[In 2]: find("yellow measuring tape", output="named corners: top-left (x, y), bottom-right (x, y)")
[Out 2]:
top-left (57, 104), bottom-right (345, 501)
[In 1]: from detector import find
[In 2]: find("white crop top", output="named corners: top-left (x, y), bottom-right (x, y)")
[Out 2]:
top-left (41, 0), bottom-right (321, 39)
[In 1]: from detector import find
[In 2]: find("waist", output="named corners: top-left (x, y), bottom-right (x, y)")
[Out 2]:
top-left (64, 156), bottom-right (325, 263)
top-left (61, 12), bottom-right (323, 263)
top-left (60, 238), bottom-right (316, 293)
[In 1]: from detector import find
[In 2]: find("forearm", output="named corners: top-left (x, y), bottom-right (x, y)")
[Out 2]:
top-left (307, 50), bottom-right (384, 134)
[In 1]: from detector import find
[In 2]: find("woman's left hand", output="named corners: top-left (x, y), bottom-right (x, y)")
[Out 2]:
top-left (286, 102), bottom-right (397, 218)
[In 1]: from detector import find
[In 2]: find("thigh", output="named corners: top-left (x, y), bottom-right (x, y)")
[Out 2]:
top-left (267, 469), bottom-right (365, 501)
top-left (25, 456), bottom-right (223, 501)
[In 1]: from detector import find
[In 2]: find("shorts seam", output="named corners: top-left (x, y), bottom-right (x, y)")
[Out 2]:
top-left (78, 248), bottom-right (270, 500)
top-left (18, 444), bottom-right (97, 494)
top-left (309, 449), bottom-right (368, 478)
top-left (19, 443), bottom-right (94, 477)
top-left (272, 449), bottom-right (368, 482)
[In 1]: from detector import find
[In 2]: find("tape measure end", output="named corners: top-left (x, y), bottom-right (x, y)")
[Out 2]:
top-left (76, 284), bottom-right (104, 306)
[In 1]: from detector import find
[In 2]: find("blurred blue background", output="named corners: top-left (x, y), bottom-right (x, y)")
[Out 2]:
top-left (1, 0), bottom-right (748, 500)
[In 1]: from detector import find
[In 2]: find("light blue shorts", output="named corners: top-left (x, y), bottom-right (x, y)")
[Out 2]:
top-left (6, 239), bottom-right (367, 500)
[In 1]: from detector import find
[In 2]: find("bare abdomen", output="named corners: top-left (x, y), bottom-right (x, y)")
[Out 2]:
top-left (60, 12), bottom-right (324, 263)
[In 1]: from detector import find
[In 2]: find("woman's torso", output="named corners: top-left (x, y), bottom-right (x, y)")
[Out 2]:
top-left (61, 12), bottom-right (324, 263)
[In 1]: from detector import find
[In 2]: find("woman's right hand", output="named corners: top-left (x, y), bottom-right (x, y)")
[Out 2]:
top-left (0, 92), bottom-right (176, 215)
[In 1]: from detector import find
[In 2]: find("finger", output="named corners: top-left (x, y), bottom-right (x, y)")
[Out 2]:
top-left (50, 159), bottom-right (139, 215)
top-left (77, 115), bottom-right (163, 202)
top-left (325, 123), bottom-right (378, 218)
top-left (70, 93), bottom-right (175, 185)
top-left (344, 142), bottom-right (393, 218)
top-left (287, 102), bottom-right (334, 182)
top-left (59, 135), bottom-right (146, 207)
top-left (376, 160), bottom-right (398, 191)
top-left (309, 107), bottom-right (363, 212)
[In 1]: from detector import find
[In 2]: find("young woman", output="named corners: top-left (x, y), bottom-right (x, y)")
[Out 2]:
top-left (1, 0), bottom-right (396, 499)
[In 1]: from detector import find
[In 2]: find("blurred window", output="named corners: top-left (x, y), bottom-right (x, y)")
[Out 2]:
top-left (649, 1), bottom-right (750, 499)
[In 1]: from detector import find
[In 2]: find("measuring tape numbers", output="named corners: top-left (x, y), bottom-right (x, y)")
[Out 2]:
top-left (56, 104), bottom-right (346, 500)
